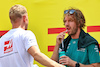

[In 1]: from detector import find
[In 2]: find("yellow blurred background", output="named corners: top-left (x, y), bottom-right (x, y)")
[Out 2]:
top-left (0, 0), bottom-right (100, 67)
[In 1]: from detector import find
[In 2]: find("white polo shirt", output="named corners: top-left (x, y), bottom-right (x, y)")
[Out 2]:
top-left (0, 28), bottom-right (38, 67)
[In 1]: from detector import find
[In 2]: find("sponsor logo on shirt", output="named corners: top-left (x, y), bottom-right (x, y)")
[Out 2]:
top-left (4, 39), bottom-right (13, 54)
top-left (77, 48), bottom-right (86, 52)
top-left (94, 45), bottom-right (99, 52)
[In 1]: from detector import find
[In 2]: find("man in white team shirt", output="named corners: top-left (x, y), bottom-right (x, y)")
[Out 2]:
top-left (0, 5), bottom-right (65, 67)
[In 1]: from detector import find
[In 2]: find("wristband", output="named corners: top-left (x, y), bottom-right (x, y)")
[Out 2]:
top-left (75, 62), bottom-right (80, 67)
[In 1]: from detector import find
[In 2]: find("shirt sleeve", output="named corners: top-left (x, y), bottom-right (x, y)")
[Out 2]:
top-left (23, 31), bottom-right (38, 51)
top-left (87, 44), bottom-right (100, 64)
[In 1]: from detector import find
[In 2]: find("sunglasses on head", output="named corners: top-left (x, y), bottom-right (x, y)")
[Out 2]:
top-left (64, 10), bottom-right (76, 14)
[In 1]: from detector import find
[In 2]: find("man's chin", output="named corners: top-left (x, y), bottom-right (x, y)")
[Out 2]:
top-left (25, 25), bottom-right (28, 30)
top-left (68, 32), bottom-right (73, 36)
top-left (68, 32), bottom-right (70, 35)
top-left (25, 28), bottom-right (27, 30)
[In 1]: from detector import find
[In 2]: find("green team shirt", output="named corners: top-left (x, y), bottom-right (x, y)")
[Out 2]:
top-left (65, 38), bottom-right (100, 66)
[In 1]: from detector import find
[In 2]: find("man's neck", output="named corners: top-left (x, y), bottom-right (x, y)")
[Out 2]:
top-left (12, 22), bottom-right (25, 30)
top-left (12, 26), bottom-right (25, 30)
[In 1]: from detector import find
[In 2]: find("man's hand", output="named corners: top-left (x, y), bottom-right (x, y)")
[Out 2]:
top-left (56, 30), bottom-right (67, 45)
top-left (59, 56), bottom-right (76, 67)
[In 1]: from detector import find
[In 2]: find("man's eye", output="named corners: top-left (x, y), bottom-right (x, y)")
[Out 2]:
top-left (69, 20), bottom-right (73, 22)
top-left (63, 20), bottom-right (66, 22)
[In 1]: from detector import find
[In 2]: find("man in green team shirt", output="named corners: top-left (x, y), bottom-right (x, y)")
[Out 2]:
top-left (51, 8), bottom-right (100, 67)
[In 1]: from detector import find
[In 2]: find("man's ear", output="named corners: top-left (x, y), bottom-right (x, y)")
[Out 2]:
top-left (78, 23), bottom-right (80, 27)
top-left (23, 15), bottom-right (26, 23)
top-left (78, 19), bottom-right (82, 27)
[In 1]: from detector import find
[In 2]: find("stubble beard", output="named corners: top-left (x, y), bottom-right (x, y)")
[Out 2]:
top-left (68, 26), bottom-right (78, 36)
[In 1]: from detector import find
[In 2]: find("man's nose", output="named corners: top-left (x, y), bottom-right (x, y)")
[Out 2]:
top-left (65, 21), bottom-right (69, 26)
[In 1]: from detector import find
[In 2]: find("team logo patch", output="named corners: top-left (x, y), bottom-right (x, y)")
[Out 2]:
top-left (4, 39), bottom-right (13, 54)
top-left (77, 48), bottom-right (86, 52)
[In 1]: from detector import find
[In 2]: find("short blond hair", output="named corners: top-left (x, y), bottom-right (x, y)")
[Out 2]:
top-left (9, 5), bottom-right (27, 21)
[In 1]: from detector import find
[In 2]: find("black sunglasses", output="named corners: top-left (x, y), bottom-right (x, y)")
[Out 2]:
top-left (64, 10), bottom-right (76, 14)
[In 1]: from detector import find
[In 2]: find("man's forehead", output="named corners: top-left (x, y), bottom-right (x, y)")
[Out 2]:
top-left (64, 14), bottom-right (74, 20)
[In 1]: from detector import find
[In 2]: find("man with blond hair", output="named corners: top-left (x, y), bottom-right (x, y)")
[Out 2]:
top-left (0, 5), bottom-right (65, 67)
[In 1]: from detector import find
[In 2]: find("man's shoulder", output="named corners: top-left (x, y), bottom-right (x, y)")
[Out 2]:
top-left (84, 33), bottom-right (98, 43)
top-left (16, 29), bottom-right (33, 35)
top-left (23, 30), bottom-right (35, 38)
top-left (79, 29), bottom-right (98, 44)
top-left (79, 32), bottom-right (99, 48)
top-left (24, 30), bottom-right (34, 35)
